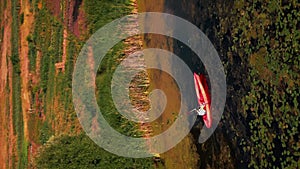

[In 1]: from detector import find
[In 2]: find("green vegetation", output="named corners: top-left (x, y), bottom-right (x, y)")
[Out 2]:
top-left (34, 134), bottom-right (153, 169)
top-left (27, 0), bottom-right (83, 140)
top-left (29, 4), bottom-right (62, 143)
top-left (27, 34), bottom-right (36, 72)
top-left (32, 7), bottom-right (63, 93)
top-left (96, 42), bottom-right (143, 137)
top-left (33, 0), bottom-right (156, 168)
top-left (216, 0), bottom-right (299, 168)
top-left (11, 0), bottom-right (27, 168)
top-left (233, 1), bottom-right (299, 168)
top-left (84, 0), bottom-right (132, 34)
top-left (38, 121), bottom-right (51, 144)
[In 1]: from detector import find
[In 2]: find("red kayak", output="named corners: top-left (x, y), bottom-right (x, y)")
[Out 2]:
top-left (193, 73), bottom-right (212, 128)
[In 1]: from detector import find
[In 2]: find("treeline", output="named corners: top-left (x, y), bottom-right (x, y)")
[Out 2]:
top-left (34, 134), bottom-right (153, 169)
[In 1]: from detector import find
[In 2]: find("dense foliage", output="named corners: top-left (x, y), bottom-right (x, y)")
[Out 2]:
top-left (84, 0), bottom-right (132, 34)
top-left (34, 134), bottom-right (154, 169)
top-left (206, 0), bottom-right (299, 168)
top-left (232, 1), bottom-right (299, 168)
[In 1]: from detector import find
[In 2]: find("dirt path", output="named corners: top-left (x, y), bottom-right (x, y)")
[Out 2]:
top-left (19, 0), bottom-right (34, 157)
top-left (0, 0), bottom-right (10, 168)
top-left (0, 1), bottom-right (9, 96)
top-left (0, 1), bottom-right (16, 169)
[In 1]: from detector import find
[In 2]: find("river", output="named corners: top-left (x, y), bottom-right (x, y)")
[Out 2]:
top-left (138, 0), bottom-right (250, 168)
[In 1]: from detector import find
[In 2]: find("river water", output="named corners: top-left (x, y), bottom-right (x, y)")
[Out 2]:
top-left (138, 0), bottom-right (249, 168)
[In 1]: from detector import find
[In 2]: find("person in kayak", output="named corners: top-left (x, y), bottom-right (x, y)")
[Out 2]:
top-left (190, 103), bottom-right (207, 127)
top-left (195, 104), bottom-right (206, 116)
top-left (192, 103), bottom-right (207, 116)
top-left (193, 73), bottom-right (212, 128)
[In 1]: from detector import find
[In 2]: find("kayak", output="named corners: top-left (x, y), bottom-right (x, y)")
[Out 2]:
top-left (193, 73), bottom-right (212, 128)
